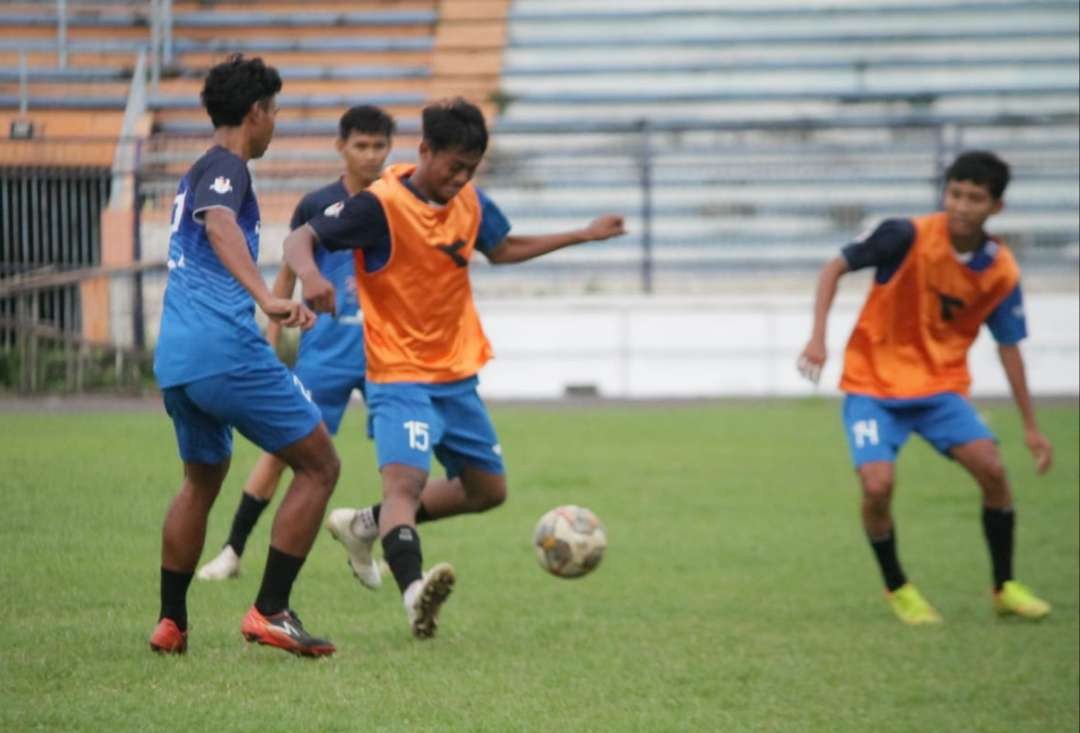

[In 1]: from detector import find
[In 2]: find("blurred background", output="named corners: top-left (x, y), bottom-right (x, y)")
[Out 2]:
top-left (1, 0), bottom-right (1077, 398)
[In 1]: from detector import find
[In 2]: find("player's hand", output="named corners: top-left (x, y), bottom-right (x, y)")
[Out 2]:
top-left (583, 214), bottom-right (626, 242)
top-left (295, 302), bottom-right (317, 331)
top-left (1024, 427), bottom-right (1053, 474)
top-left (260, 297), bottom-right (314, 329)
top-left (797, 338), bottom-right (827, 384)
top-left (300, 274), bottom-right (337, 316)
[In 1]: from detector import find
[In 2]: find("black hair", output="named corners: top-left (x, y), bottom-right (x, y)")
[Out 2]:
top-left (338, 105), bottom-right (396, 139)
top-left (945, 151), bottom-right (1010, 199)
top-left (421, 98), bottom-right (488, 155)
top-left (201, 54), bottom-right (282, 128)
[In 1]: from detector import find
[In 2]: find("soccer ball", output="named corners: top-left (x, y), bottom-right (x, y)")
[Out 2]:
top-left (533, 505), bottom-right (607, 578)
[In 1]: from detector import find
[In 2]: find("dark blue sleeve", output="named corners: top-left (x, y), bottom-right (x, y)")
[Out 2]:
top-left (841, 218), bottom-right (916, 283)
top-left (985, 284), bottom-right (1028, 345)
top-left (290, 193), bottom-right (317, 230)
top-left (474, 187), bottom-right (512, 254)
top-left (307, 191), bottom-right (389, 252)
top-left (191, 155), bottom-right (250, 222)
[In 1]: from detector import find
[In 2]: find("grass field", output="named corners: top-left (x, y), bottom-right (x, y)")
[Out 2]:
top-left (1, 399), bottom-right (1077, 732)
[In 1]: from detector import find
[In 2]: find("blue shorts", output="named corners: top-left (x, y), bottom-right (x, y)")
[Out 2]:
top-left (292, 361), bottom-right (366, 436)
top-left (841, 392), bottom-right (996, 468)
top-left (162, 364), bottom-right (322, 465)
top-left (366, 377), bottom-right (505, 478)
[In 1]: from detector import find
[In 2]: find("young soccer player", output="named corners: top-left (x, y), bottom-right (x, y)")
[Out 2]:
top-left (196, 105), bottom-right (395, 586)
top-left (149, 55), bottom-right (339, 656)
top-left (797, 150), bottom-right (1054, 624)
top-left (284, 98), bottom-right (626, 638)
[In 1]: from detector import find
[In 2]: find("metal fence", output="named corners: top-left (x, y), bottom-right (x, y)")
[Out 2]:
top-left (0, 264), bottom-right (158, 392)
top-left (0, 136), bottom-right (138, 391)
top-left (0, 163), bottom-right (111, 360)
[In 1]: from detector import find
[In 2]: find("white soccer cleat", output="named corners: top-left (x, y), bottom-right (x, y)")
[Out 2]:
top-left (403, 562), bottom-right (455, 639)
top-left (196, 545), bottom-right (240, 581)
top-left (324, 507), bottom-right (382, 590)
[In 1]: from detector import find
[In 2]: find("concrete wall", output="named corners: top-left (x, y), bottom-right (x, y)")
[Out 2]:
top-left (137, 269), bottom-right (1078, 399)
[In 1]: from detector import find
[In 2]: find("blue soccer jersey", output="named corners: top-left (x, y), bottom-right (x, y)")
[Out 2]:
top-left (291, 179), bottom-right (366, 376)
top-left (154, 146), bottom-right (278, 387)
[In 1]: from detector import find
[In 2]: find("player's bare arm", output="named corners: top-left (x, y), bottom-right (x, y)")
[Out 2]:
top-left (265, 263), bottom-right (299, 349)
top-left (998, 343), bottom-right (1053, 474)
top-left (484, 214), bottom-right (626, 264)
top-left (283, 224), bottom-right (337, 315)
top-left (797, 255), bottom-right (850, 383)
top-left (203, 208), bottom-right (314, 330)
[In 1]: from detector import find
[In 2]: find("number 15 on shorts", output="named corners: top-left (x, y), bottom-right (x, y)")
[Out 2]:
top-left (404, 420), bottom-right (430, 451)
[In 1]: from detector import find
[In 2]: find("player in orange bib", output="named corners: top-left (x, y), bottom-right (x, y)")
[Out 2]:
top-left (284, 98), bottom-right (626, 638)
top-left (797, 151), bottom-right (1054, 625)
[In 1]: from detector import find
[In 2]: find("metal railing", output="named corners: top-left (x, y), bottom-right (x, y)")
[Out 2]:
top-left (136, 111), bottom-right (1080, 294)
top-left (0, 263), bottom-right (162, 392)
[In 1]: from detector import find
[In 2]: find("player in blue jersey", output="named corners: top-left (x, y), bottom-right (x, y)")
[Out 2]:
top-left (196, 105), bottom-right (395, 585)
top-left (149, 55), bottom-right (340, 657)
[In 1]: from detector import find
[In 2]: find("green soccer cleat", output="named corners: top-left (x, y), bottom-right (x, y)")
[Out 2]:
top-left (885, 583), bottom-right (943, 625)
top-left (993, 581), bottom-right (1051, 620)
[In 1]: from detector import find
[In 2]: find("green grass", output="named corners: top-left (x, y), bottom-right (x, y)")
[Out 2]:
top-left (1, 400), bottom-right (1077, 732)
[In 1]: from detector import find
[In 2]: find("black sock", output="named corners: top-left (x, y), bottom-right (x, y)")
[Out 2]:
top-left (226, 492), bottom-right (270, 557)
top-left (381, 524), bottom-right (423, 594)
top-left (370, 502), bottom-right (433, 525)
top-left (254, 546), bottom-right (306, 616)
top-left (160, 567), bottom-right (194, 631)
top-left (982, 506), bottom-right (1015, 591)
top-left (868, 529), bottom-right (907, 592)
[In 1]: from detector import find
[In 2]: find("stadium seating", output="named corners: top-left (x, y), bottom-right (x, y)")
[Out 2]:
top-left (473, 0), bottom-right (1080, 286)
top-left (1, 0), bottom-right (1076, 289)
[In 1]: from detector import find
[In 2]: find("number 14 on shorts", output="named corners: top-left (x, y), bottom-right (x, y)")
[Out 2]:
top-left (404, 420), bottom-right (430, 451)
top-left (853, 419), bottom-right (880, 448)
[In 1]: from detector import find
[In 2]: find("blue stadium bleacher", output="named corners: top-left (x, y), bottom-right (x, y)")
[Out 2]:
top-left (2, 0), bottom-right (1076, 289)
top-left (474, 0), bottom-right (1080, 286)
top-left (148, 91), bottom-right (427, 110)
top-left (171, 10), bottom-right (437, 28)
top-left (169, 37), bottom-right (433, 53)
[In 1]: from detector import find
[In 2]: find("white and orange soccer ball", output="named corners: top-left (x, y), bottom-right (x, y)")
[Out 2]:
top-left (532, 505), bottom-right (607, 578)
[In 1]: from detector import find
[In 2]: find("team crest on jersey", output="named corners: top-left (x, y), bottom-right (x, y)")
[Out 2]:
top-left (936, 291), bottom-right (966, 321)
top-left (210, 177), bottom-right (233, 195)
top-left (324, 201), bottom-right (345, 218)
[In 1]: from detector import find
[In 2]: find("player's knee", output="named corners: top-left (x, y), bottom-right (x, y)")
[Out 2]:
top-left (320, 451), bottom-right (342, 492)
top-left (978, 456), bottom-right (1008, 492)
top-left (462, 471), bottom-right (507, 511)
top-left (859, 471), bottom-right (894, 503)
top-left (479, 481), bottom-right (507, 511)
top-left (183, 461), bottom-right (229, 501)
top-left (299, 447), bottom-right (340, 494)
top-left (382, 467), bottom-right (426, 502)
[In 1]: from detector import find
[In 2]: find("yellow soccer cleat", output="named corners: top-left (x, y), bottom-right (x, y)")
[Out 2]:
top-left (885, 583), bottom-right (944, 625)
top-left (993, 581), bottom-right (1051, 620)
